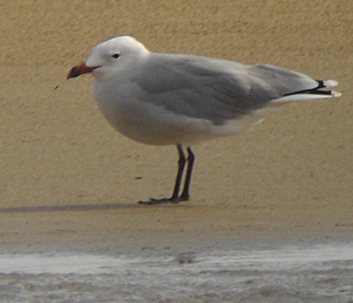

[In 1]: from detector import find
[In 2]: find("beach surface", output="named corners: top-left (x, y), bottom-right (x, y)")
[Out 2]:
top-left (1, 0), bottom-right (352, 256)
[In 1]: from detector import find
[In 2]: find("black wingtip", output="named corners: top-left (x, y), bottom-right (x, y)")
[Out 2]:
top-left (285, 79), bottom-right (340, 97)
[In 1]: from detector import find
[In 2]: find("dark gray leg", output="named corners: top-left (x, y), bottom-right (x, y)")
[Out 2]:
top-left (138, 144), bottom-right (191, 205)
top-left (179, 147), bottom-right (194, 201)
top-left (170, 144), bottom-right (187, 201)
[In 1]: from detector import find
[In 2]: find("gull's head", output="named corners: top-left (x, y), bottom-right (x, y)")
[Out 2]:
top-left (67, 36), bottom-right (149, 80)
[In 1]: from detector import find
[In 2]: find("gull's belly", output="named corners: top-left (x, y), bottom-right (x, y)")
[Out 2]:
top-left (95, 94), bottom-right (218, 145)
top-left (96, 97), bottom-right (268, 146)
top-left (94, 83), bottom-right (269, 146)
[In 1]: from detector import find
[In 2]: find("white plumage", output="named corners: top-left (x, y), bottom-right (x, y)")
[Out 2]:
top-left (68, 36), bottom-right (341, 204)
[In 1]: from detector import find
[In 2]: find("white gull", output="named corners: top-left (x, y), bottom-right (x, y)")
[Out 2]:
top-left (67, 36), bottom-right (341, 204)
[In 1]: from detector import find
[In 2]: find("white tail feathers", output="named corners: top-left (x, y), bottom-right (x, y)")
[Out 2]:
top-left (331, 90), bottom-right (342, 98)
top-left (271, 94), bottom-right (334, 103)
top-left (271, 79), bottom-right (341, 104)
top-left (321, 79), bottom-right (338, 88)
top-left (320, 79), bottom-right (341, 97)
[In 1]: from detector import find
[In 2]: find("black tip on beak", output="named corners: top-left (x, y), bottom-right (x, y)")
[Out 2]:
top-left (67, 66), bottom-right (80, 79)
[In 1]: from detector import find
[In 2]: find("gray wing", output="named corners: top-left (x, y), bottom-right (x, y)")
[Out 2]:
top-left (131, 54), bottom-right (319, 125)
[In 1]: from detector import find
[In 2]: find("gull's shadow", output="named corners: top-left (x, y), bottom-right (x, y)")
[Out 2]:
top-left (0, 203), bottom-right (139, 214)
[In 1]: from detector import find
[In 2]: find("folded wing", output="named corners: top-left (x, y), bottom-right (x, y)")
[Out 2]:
top-left (132, 54), bottom-right (340, 125)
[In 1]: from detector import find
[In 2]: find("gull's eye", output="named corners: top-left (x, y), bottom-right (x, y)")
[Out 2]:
top-left (112, 53), bottom-right (120, 59)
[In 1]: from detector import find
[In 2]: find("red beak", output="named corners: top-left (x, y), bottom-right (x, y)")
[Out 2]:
top-left (67, 63), bottom-right (101, 79)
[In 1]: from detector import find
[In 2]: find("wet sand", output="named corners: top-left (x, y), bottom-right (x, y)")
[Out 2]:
top-left (1, 246), bottom-right (353, 302)
top-left (1, 1), bottom-right (352, 255)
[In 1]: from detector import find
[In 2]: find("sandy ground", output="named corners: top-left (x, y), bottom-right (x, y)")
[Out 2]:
top-left (1, 0), bottom-right (352, 255)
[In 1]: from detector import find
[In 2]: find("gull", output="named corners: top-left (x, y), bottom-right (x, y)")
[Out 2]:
top-left (67, 36), bottom-right (341, 204)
